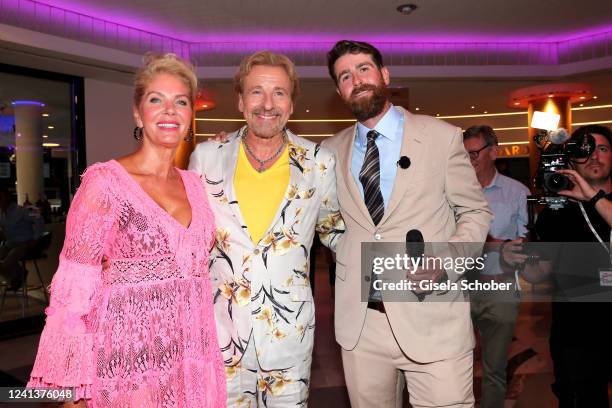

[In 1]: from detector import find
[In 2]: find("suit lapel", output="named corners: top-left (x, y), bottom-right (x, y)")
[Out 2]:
top-left (335, 125), bottom-right (377, 230)
top-left (379, 108), bottom-right (425, 225)
top-left (222, 127), bottom-right (251, 239)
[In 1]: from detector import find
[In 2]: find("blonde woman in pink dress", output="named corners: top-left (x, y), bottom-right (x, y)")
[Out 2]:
top-left (27, 53), bottom-right (226, 407)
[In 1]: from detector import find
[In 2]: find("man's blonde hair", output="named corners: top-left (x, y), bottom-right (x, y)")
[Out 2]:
top-left (133, 52), bottom-right (198, 107)
top-left (234, 51), bottom-right (300, 101)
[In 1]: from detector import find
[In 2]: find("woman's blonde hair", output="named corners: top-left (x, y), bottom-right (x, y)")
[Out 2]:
top-left (133, 52), bottom-right (198, 107)
top-left (234, 51), bottom-right (300, 101)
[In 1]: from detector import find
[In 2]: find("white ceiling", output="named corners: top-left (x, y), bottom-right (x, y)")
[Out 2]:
top-left (2, 0), bottom-right (611, 148)
top-left (32, 0), bottom-right (612, 42)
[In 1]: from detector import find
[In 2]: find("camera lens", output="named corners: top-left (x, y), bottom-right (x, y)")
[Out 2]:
top-left (544, 173), bottom-right (570, 192)
top-left (567, 133), bottom-right (596, 159)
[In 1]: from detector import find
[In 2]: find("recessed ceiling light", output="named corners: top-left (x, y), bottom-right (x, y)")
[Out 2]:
top-left (47, 125), bottom-right (54, 129)
top-left (306, 109), bottom-right (310, 113)
top-left (415, 107), bottom-right (420, 111)
top-left (42, 113), bottom-right (49, 117)
top-left (396, 4), bottom-right (418, 15)
top-left (593, 95), bottom-right (598, 99)
top-left (484, 111), bottom-right (488, 114)
top-left (42, 135), bottom-right (48, 138)
top-left (202, 104), bottom-right (208, 108)
top-left (579, 103), bottom-right (584, 107)
top-left (42, 142), bottom-right (60, 147)
top-left (470, 106), bottom-right (475, 109)
top-left (514, 102), bottom-right (520, 106)
top-left (579, 96), bottom-right (586, 100)
top-left (436, 113), bottom-right (440, 117)
top-left (548, 94), bottom-right (554, 98)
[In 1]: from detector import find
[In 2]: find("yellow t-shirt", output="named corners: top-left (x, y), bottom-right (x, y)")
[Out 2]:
top-left (234, 142), bottom-right (290, 244)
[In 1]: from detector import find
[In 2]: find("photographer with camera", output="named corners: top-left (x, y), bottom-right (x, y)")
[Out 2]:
top-left (516, 124), bottom-right (612, 407)
top-left (463, 125), bottom-right (530, 408)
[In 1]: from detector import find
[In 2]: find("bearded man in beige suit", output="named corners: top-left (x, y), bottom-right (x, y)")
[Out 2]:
top-left (322, 40), bottom-right (492, 408)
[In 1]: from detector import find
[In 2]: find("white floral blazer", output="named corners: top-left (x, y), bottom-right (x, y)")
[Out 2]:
top-left (189, 127), bottom-right (344, 371)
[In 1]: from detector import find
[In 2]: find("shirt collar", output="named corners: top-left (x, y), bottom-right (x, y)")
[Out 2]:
top-left (356, 104), bottom-right (401, 144)
top-left (483, 170), bottom-right (501, 190)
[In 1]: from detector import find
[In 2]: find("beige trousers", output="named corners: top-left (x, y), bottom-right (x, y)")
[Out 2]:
top-left (341, 308), bottom-right (475, 408)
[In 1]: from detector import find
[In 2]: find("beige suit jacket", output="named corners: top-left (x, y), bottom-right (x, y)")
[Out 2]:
top-left (322, 107), bottom-right (492, 363)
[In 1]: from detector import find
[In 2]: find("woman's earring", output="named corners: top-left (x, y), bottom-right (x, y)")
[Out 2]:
top-left (133, 126), bottom-right (143, 141)
top-left (184, 126), bottom-right (194, 142)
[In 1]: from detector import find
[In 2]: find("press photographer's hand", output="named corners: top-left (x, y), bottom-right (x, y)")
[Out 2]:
top-left (556, 169), bottom-right (597, 201)
top-left (209, 130), bottom-right (228, 143)
top-left (500, 238), bottom-right (529, 267)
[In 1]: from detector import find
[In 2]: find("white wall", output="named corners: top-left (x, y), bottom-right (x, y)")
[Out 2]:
top-left (84, 78), bottom-right (138, 165)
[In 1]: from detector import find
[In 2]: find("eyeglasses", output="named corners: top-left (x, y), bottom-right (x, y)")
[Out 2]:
top-left (468, 143), bottom-right (490, 160)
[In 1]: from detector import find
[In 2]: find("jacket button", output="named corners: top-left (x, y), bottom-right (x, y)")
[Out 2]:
top-left (254, 249), bottom-right (260, 255)
top-left (374, 233), bottom-right (382, 240)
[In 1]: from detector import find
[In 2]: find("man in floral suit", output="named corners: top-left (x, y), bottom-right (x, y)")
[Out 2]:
top-left (189, 51), bottom-right (344, 407)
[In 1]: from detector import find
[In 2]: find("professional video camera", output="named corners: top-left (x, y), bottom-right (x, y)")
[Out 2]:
top-left (534, 129), bottom-right (595, 192)
top-left (530, 111), bottom-right (596, 209)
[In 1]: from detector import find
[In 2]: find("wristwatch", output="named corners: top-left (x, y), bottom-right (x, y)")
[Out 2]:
top-left (587, 189), bottom-right (607, 206)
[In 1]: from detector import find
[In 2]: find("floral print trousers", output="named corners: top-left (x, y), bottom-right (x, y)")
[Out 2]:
top-left (225, 339), bottom-right (311, 407)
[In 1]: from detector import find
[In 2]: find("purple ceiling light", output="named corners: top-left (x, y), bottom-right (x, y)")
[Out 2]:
top-left (1, 0), bottom-right (611, 67)
top-left (11, 100), bottom-right (46, 107)
top-left (19, 0), bottom-right (612, 44)
top-left (1, 0), bottom-right (189, 58)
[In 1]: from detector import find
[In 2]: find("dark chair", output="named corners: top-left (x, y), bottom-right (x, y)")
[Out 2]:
top-left (20, 231), bottom-right (52, 304)
top-left (0, 279), bottom-right (8, 316)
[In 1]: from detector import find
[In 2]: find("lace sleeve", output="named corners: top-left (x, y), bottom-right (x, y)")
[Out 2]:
top-left (28, 164), bottom-right (116, 400)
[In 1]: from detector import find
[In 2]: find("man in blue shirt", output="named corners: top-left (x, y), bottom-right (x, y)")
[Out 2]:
top-left (323, 40), bottom-right (491, 408)
top-left (463, 125), bottom-right (529, 408)
top-left (351, 101), bottom-right (404, 209)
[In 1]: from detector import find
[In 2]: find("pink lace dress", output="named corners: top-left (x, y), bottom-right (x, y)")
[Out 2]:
top-left (28, 160), bottom-right (226, 407)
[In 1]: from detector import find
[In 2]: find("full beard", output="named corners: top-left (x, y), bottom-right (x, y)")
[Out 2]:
top-left (347, 84), bottom-right (389, 122)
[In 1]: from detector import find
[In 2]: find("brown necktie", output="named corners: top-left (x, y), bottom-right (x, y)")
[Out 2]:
top-left (359, 130), bottom-right (385, 225)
